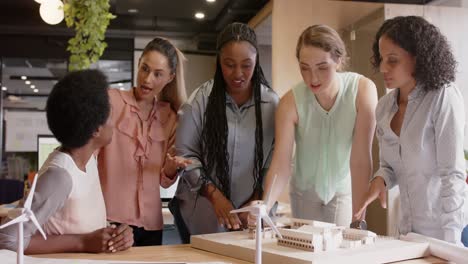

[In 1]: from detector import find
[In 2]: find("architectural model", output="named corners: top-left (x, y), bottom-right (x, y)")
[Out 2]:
top-left (192, 215), bottom-right (464, 264)
top-left (191, 216), bottom-right (431, 264)
top-left (247, 217), bottom-right (377, 252)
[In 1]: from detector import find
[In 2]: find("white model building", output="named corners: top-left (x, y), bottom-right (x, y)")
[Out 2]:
top-left (248, 225), bottom-right (276, 239)
top-left (276, 218), bottom-right (377, 252)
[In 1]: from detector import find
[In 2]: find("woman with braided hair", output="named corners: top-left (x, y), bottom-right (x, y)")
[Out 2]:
top-left (170, 22), bottom-right (279, 243)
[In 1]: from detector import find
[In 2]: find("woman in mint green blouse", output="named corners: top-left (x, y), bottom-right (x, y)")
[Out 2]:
top-left (263, 25), bottom-right (378, 226)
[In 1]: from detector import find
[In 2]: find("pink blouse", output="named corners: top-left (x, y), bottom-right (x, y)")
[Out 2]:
top-left (98, 88), bottom-right (177, 230)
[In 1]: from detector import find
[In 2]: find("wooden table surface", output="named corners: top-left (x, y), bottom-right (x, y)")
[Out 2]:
top-left (35, 244), bottom-right (250, 263)
top-left (34, 244), bottom-right (447, 263)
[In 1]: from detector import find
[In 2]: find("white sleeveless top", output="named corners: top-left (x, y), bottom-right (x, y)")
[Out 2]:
top-left (38, 150), bottom-right (107, 235)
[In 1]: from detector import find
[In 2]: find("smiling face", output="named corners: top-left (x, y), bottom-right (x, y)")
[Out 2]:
top-left (135, 50), bottom-right (175, 102)
top-left (219, 41), bottom-right (257, 95)
top-left (378, 35), bottom-right (416, 91)
top-left (298, 45), bottom-right (340, 95)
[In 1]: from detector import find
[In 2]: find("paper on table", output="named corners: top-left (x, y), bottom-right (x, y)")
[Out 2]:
top-left (400, 232), bottom-right (468, 263)
top-left (0, 250), bottom-right (230, 264)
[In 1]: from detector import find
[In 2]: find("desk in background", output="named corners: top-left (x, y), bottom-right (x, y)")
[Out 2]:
top-left (34, 244), bottom-right (447, 264)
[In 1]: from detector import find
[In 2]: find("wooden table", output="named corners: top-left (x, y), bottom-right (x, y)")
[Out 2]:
top-left (34, 244), bottom-right (447, 263)
top-left (35, 244), bottom-right (250, 263)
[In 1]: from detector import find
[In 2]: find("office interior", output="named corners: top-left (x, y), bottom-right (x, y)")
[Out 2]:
top-left (0, 0), bottom-right (467, 247)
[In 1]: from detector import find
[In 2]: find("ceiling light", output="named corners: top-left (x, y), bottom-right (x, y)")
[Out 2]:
top-left (21, 76), bottom-right (27, 80)
top-left (118, 83), bottom-right (123, 86)
top-left (34, 89), bottom-right (39, 93)
top-left (39, 0), bottom-right (64, 25)
top-left (25, 81), bottom-right (31, 85)
top-left (30, 85), bottom-right (36, 89)
top-left (195, 12), bottom-right (205, 20)
top-left (2, 86), bottom-right (7, 91)
top-left (128, 9), bottom-right (138, 14)
top-left (206, 0), bottom-right (216, 2)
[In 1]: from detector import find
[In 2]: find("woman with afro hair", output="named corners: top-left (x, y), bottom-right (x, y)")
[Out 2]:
top-left (355, 16), bottom-right (468, 246)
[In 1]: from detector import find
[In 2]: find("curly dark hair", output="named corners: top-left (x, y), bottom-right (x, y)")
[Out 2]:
top-left (46, 69), bottom-right (110, 149)
top-left (201, 22), bottom-right (270, 199)
top-left (371, 16), bottom-right (456, 91)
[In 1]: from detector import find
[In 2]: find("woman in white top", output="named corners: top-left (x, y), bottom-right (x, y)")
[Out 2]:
top-left (355, 16), bottom-right (468, 246)
top-left (0, 70), bottom-right (133, 253)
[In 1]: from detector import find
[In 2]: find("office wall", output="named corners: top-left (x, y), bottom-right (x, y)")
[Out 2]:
top-left (258, 44), bottom-right (272, 86)
top-left (184, 53), bottom-right (216, 96)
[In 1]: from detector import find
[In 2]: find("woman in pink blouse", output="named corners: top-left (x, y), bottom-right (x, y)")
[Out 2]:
top-left (98, 37), bottom-right (191, 246)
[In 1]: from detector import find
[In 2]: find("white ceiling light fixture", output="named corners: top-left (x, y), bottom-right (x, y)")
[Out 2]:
top-left (195, 12), bottom-right (205, 20)
top-left (39, 0), bottom-right (64, 25)
top-left (21, 76), bottom-right (27, 80)
top-left (2, 86), bottom-right (7, 91)
top-left (25, 81), bottom-right (31, 85)
top-left (206, 0), bottom-right (216, 3)
top-left (128, 9), bottom-right (138, 14)
top-left (34, 89), bottom-right (39, 93)
top-left (30, 85), bottom-right (36, 89)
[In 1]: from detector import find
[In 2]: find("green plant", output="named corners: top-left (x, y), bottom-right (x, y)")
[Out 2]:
top-left (64, 0), bottom-right (115, 71)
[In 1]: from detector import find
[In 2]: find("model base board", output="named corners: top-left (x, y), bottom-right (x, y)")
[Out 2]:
top-left (191, 231), bottom-right (430, 264)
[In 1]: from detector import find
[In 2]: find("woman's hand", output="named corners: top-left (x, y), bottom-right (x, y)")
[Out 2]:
top-left (354, 176), bottom-right (387, 221)
top-left (81, 227), bottom-right (116, 253)
top-left (164, 153), bottom-right (192, 179)
top-left (107, 224), bottom-right (134, 252)
top-left (238, 200), bottom-right (262, 229)
top-left (207, 188), bottom-right (242, 230)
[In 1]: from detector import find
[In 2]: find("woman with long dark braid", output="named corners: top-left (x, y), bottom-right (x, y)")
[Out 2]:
top-left (170, 22), bottom-right (279, 243)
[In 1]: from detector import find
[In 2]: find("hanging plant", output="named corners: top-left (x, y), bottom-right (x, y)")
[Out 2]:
top-left (63, 0), bottom-right (116, 71)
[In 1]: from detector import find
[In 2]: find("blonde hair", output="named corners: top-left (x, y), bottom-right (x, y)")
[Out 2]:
top-left (140, 37), bottom-right (187, 111)
top-left (296, 25), bottom-right (348, 71)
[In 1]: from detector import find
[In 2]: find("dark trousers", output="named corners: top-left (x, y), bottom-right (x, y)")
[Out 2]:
top-left (462, 225), bottom-right (468, 247)
top-left (131, 225), bottom-right (162, 246)
top-left (168, 197), bottom-right (191, 244)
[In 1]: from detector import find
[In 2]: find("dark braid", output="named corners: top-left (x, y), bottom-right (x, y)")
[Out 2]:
top-left (252, 54), bottom-right (270, 197)
top-left (201, 60), bottom-right (231, 198)
top-left (201, 22), bottom-right (270, 201)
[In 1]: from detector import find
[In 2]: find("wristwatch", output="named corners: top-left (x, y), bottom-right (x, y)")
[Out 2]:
top-left (350, 219), bottom-right (367, 230)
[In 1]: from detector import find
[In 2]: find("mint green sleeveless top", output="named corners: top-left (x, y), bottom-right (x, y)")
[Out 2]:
top-left (292, 72), bottom-right (361, 204)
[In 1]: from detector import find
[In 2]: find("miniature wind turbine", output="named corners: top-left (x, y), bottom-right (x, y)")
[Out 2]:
top-left (230, 174), bottom-right (282, 264)
top-left (0, 174), bottom-right (47, 264)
